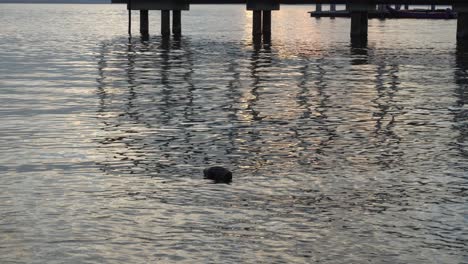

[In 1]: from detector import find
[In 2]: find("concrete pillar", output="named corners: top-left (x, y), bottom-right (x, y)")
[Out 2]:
top-left (316, 4), bottom-right (322, 12)
top-left (130, 1), bottom-right (189, 38)
top-left (161, 10), bottom-right (171, 37)
top-left (127, 0), bottom-right (132, 35)
top-left (455, 5), bottom-right (468, 42)
top-left (263, 10), bottom-right (271, 43)
top-left (350, 11), bottom-right (368, 39)
top-left (457, 13), bottom-right (468, 41)
top-left (351, 35), bottom-right (367, 49)
top-left (128, 9), bottom-right (132, 36)
top-left (329, 4), bottom-right (336, 19)
top-left (247, 0), bottom-right (279, 45)
top-left (252, 10), bottom-right (262, 37)
top-left (140, 10), bottom-right (149, 39)
top-left (349, 3), bottom-right (372, 40)
top-left (262, 11), bottom-right (271, 35)
top-left (376, 4), bottom-right (386, 19)
top-left (173, 10), bottom-right (181, 36)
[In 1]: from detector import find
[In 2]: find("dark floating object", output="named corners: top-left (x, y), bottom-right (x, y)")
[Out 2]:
top-left (203, 166), bottom-right (232, 184)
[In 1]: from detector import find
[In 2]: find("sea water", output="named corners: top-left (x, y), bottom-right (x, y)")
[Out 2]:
top-left (0, 4), bottom-right (467, 263)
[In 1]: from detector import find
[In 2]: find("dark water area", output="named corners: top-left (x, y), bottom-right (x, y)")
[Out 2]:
top-left (0, 4), bottom-right (467, 264)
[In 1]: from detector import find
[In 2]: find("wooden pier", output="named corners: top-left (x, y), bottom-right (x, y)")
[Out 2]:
top-left (116, 0), bottom-right (468, 45)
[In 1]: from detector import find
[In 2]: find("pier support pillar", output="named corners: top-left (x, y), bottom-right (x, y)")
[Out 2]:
top-left (252, 10), bottom-right (262, 38)
top-left (457, 13), bottom-right (468, 41)
top-left (127, 2), bottom-right (132, 36)
top-left (455, 5), bottom-right (468, 42)
top-left (316, 4), bottom-right (322, 12)
top-left (161, 10), bottom-right (171, 37)
top-left (173, 10), bottom-right (182, 36)
top-left (263, 10), bottom-right (272, 43)
top-left (140, 10), bottom-right (149, 39)
top-left (349, 3), bottom-right (373, 41)
top-left (330, 4), bottom-right (336, 19)
top-left (130, 1), bottom-right (188, 37)
top-left (350, 12), bottom-right (368, 40)
top-left (247, 0), bottom-right (279, 45)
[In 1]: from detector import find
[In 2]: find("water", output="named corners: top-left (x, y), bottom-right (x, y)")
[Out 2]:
top-left (0, 4), bottom-right (467, 264)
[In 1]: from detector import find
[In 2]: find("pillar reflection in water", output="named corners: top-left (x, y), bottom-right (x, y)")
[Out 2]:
top-left (96, 37), bottom-right (194, 177)
top-left (293, 59), bottom-right (337, 168)
top-left (95, 37), bottom-right (257, 178)
top-left (372, 63), bottom-right (403, 169)
top-left (453, 44), bottom-right (468, 162)
top-left (350, 38), bottom-right (368, 65)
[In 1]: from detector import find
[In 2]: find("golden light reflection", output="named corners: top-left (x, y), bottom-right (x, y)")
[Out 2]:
top-left (242, 6), bottom-right (330, 58)
top-left (242, 9), bottom-right (253, 47)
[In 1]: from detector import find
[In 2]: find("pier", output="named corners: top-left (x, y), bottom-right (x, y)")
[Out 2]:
top-left (117, 0), bottom-right (468, 44)
top-left (309, 5), bottom-right (457, 19)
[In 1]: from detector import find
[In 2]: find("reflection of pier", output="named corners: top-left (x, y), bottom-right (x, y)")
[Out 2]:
top-left (116, 0), bottom-right (468, 45)
top-left (95, 38), bottom-right (252, 176)
top-left (453, 44), bottom-right (468, 161)
top-left (95, 36), bottom-right (465, 178)
top-left (371, 63), bottom-right (403, 169)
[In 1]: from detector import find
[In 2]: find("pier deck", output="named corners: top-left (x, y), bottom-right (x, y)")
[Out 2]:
top-left (309, 6), bottom-right (457, 19)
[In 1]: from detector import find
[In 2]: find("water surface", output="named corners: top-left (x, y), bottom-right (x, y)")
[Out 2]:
top-left (0, 4), bottom-right (467, 264)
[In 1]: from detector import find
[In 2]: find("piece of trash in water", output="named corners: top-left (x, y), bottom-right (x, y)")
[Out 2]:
top-left (203, 166), bottom-right (232, 184)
